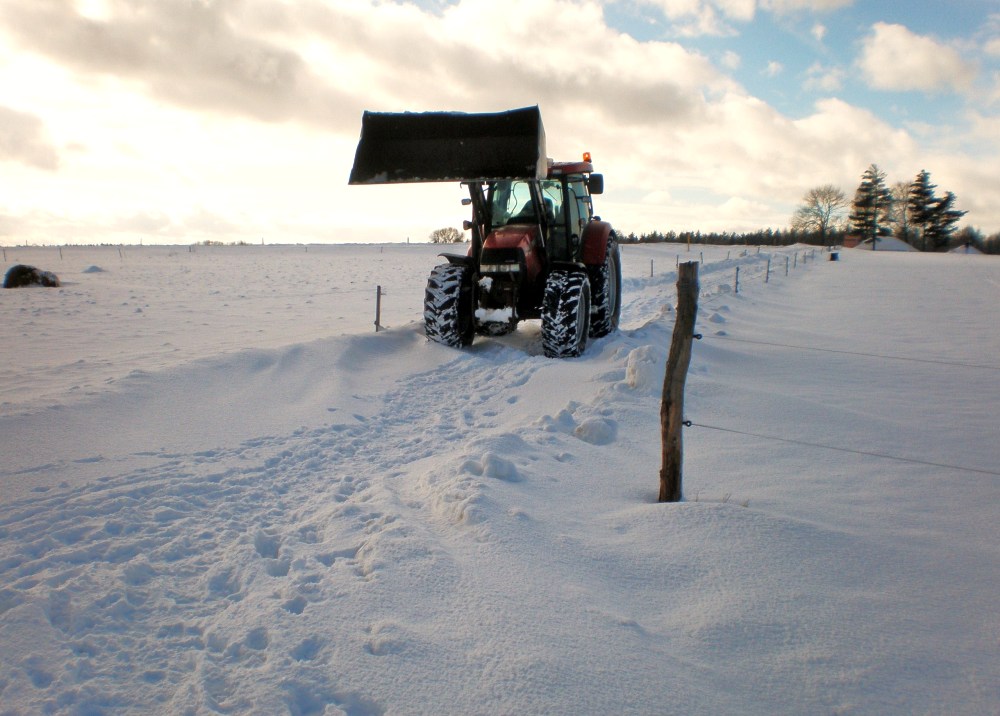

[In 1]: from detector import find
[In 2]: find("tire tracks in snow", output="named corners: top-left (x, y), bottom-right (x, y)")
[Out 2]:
top-left (0, 335), bottom-right (561, 713)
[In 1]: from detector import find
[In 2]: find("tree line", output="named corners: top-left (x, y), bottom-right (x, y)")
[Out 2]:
top-left (622, 166), bottom-right (999, 254)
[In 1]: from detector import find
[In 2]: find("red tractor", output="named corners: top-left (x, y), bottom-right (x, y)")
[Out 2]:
top-left (349, 106), bottom-right (621, 357)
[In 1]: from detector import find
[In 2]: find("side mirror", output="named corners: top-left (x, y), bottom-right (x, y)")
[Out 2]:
top-left (588, 174), bottom-right (604, 195)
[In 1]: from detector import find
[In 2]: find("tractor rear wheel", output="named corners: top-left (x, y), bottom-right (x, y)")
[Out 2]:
top-left (588, 236), bottom-right (621, 338)
top-left (541, 269), bottom-right (591, 358)
top-left (424, 263), bottom-right (475, 347)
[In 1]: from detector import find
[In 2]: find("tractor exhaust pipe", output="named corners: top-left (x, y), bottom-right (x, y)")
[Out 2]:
top-left (348, 106), bottom-right (547, 185)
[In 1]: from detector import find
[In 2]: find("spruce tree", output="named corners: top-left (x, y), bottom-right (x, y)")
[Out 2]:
top-left (907, 170), bottom-right (967, 251)
top-left (926, 191), bottom-right (966, 251)
top-left (907, 170), bottom-right (938, 251)
top-left (849, 164), bottom-right (892, 248)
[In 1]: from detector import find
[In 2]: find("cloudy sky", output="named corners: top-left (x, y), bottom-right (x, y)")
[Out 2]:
top-left (1, 0), bottom-right (999, 245)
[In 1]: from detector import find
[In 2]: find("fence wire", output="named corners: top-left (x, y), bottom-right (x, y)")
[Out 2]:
top-left (704, 335), bottom-right (1000, 372)
top-left (688, 421), bottom-right (1000, 478)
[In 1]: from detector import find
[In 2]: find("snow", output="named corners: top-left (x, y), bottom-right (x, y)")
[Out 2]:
top-left (856, 236), bottom-right (917, 251)
top-left (951, 244), bottom-right (983, 254)
top-left (474, 307), bottom-right (513, 323)
top-left (1, 243), bottom-right (998, 715)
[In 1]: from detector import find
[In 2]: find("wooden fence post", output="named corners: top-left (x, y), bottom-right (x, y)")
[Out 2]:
top-left (659, 261), bottom-right (699, 503)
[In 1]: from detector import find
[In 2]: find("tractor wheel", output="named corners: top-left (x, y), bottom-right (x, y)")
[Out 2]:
top-left (541, 269), bottom-right (591, 358)
top-left (424, 263), bottom-right (475, 347)
top-left (588, 236), bottom-right (622, 338)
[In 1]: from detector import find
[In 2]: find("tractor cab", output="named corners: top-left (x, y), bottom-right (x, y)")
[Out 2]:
top-left (484, 165), bottom-right (602, 265)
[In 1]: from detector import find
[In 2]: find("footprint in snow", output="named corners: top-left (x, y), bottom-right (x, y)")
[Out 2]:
top-left (290, 637), bottom-right (322, 661)
top-left (253, 530), bottom-right (281, 559)
top-left (244, 627), bottom-right (269, 650)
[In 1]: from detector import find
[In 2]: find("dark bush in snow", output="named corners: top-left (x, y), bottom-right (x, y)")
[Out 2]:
top-left (3, 264), bottom-right (61, 288)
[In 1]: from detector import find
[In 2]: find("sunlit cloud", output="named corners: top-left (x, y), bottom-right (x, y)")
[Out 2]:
top-left (858, 22), bottom-right (976, 94)
top-left (804, 62), bottom-right (844, 92)
top-left (0, 105), bottom-right (59, 171)
top-left (762, 0), bottom-right (853, 11)
top-left (720, 50), bottom-right (742, 69)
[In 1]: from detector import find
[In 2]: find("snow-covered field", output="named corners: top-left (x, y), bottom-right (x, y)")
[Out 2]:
top-left (1, 242), bottom-right (998, 715)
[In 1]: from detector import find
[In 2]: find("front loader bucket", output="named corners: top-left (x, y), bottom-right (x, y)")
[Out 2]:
top-left (348, 106), bottom-right (547, 185)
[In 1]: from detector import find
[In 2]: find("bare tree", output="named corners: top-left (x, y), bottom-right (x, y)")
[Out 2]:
top-left (429, 227), bottom-right (463, 244)
top-left (889, 181), bottom-right (913, 245)
top-left (791, 185), bottom-right (847, 246)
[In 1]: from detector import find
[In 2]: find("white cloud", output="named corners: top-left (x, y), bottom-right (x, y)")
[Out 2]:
top-left (762, 0), bottom-right (853, 12)
top-left (858, 22), bottom-right (976, 94)
top-left (811, 23), bottom-right (826, 42)
top-left (985, 38), bottom-right (1000, 57)
top-left (714, 0), bottom-right (756, 22)
top-left (765, 60), bottom-right (783, 77)
top-left (0, 105), bottom-right (59, 170)
top-left (644, 0), bottom-right (851, 27)
top-left (804, 62), bottom-right (844, 92)
top-left (720, 50), bottom-right (742, 69)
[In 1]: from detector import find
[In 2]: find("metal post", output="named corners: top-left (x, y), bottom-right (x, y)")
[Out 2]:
top-left (735, 266), bottom-right (740, 294)
top-left (785, 256), bottom-right (789, 276)
top-left (375, 285), bottom-right (383, 332)
top-left (766, 257), bottom-right (771, 283)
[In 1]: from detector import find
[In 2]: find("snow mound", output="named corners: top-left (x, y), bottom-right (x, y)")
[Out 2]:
top-left (574, 417), bottom-right (618, 445)
top-left (854, 236), bottom-right (916, 251)
top-left (623, 345), bottom-right (665, 395)
top-left (949, 244), bottom-right (983, 254)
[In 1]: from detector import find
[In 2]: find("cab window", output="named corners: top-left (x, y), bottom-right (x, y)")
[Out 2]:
top-left (489, 181), bottom-right (535, 226)
top-left (539, 180), bottom-right (564, 226)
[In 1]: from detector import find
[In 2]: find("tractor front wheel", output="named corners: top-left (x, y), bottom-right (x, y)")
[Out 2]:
top-left (541, 269), bottom-right (591, 358)
top-left (424, 263), bottom-right (475, 347)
